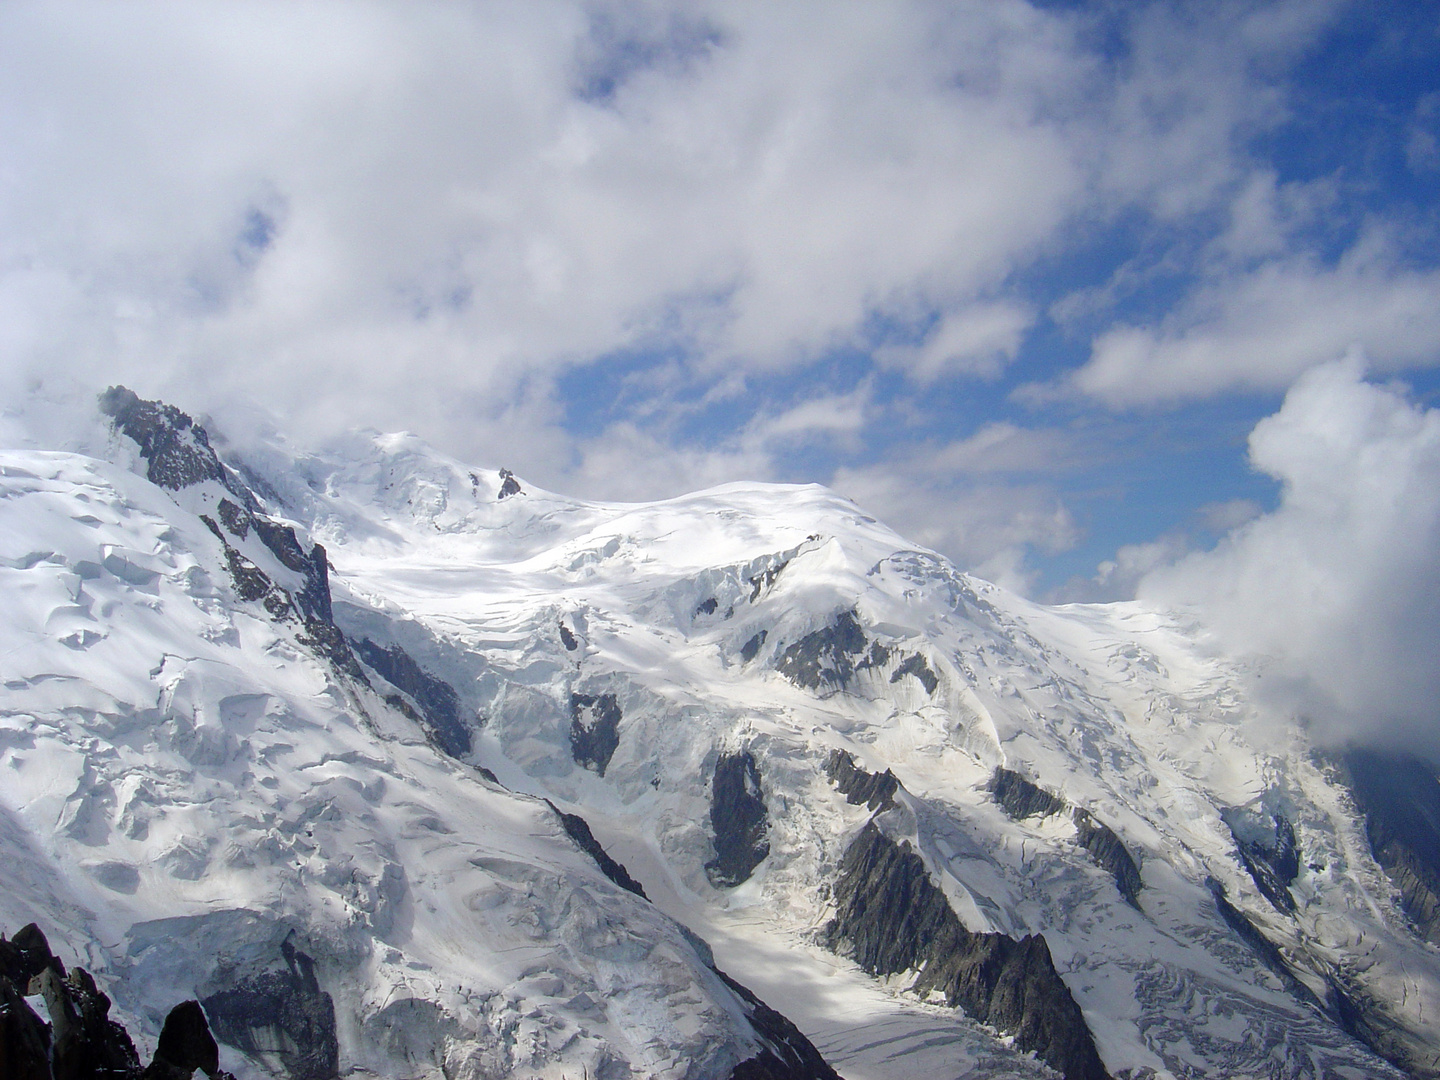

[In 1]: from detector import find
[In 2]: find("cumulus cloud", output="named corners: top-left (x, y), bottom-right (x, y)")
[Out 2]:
top-left (1075, 240), bottom-right (1440, 406)
top-left (0, 0), bottom-right (1098, 456)
top-left (1140, 358), bottom-right (1440, 753)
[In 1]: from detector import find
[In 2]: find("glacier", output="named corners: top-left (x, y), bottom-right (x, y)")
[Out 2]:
top-left (2, 388), bottom-right (1438, 1080)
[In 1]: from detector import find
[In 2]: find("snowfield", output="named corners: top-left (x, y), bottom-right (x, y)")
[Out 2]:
top-left (2, 395), bottom-right (1437, 1079)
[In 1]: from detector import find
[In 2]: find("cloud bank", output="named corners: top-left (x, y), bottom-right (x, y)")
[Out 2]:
top-left (1141, 358), bottom-right (1440, 753)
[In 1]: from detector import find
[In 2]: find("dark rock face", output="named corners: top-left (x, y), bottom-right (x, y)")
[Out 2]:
top-left (889, 653), bottom-right (938, 694)
top-left (707, 752), bottom-right (770, 888)
top-left (990, 768), bottom-right (1065, 821)
top-left (775, 611), bottom-right (869, 693)
top-left (825, 823), bottom-right (1111, 1080)
top-left (569, 692), bottom-right (622, 776)
top-left (1222, 808), bottom-right (1299, 915)
top-left (1342, 748), bottom-right (1440, 944)
top-left (696, 597), bottom-right (719, 616)
top-left (142, 1000), bottom-right (220, 1080)
top-left (1073, 810), bottom-right (1143, 909)
top-left (547, 800), bottom-right (648, 899)
top-left (202, 935), bottom-right (338, 1080)
top-left (1, 927), bottom-right (238, 1080)
top-left (714, 969), bottom-right (842, 1080)
top-left (497, 468), bottom-right (522, 498)
top-left (35, 962), bottom-right (144, 1080)
top-left (825, 750), bottom-right (899, 813)
top-left (104, 390), bottom-right (372, 694)
top-left (100, 386), bottom-right (238, 495)
top-left (353, 639), bottom-right (471, 757)
top-left (558, 623), bottom-right (578, 651)
top-left (1, 925), bottom-right (58, 1080)
top-left (740, 630), bottom-right (767, 663)
top-left (0, 970), bottom-right (52, 1080)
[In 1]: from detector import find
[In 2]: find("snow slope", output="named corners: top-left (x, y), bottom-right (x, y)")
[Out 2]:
top-left (4, 392), bottom-right (1439, 1080)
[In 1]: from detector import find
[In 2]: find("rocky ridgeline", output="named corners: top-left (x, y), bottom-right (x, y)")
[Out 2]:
top-left (822, 756), bottom-right (1109, 1080)
top-left (0, 924), bottom-right (233, 1080)
top-left (824, 823), bottom-right (1111, 1080)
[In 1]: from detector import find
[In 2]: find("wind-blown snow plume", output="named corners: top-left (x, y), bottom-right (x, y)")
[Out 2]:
top-left (1141, 356), bottom-right (1440, 753)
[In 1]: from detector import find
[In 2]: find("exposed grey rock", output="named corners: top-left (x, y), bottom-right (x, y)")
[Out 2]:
top-left (497, 468), bottom-right (522, 498)
top-left (696, 597), bottom-right (719, 616)
top-left (1222, 807), bottom-right (1299, 914)
top-left (558, 622), bottom-right (578, 651)
top-left (775, 611), bottom-right (868, 692)
top-left (990, 768), bottom-right (1065, 821)
top-left (825, 750), bottom-right (898, 813)
top-left (201, 934), bottom-right (338, 1080)
top-left (1073, 809), bottom-right (1143, 909)
top-left (100, 386), bottom-right (246, 500)
top-left (824, 822), bottom-right (1110, 1080)
top-left (1342, 748), bottom-right (1440, 944)
top-left (546, 801), bottom-right (648, 899)
top-left (889, 653), bottom-right (938, 694)
top-left (354, 639), bottom-right (470, 757)
top-left (740, 630), bottom-right (767, 663)
top-left (706, 751), bottom-right (770, 888)
top-left (714, 968), bottom-right (842, 1080)
top-left (569, 692), bottom-right (622, 776)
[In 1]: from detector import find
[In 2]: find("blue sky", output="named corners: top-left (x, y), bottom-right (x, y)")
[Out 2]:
top-left (1, 0), bottom-right (1438, 615)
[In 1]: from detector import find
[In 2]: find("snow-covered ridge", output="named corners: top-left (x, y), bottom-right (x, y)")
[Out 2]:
top-left (4, 388), bottom-right (1440, 1080)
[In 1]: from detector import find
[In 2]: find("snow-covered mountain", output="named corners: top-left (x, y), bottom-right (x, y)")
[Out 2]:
top-left (3, 388), bottom-right (1439, 1080)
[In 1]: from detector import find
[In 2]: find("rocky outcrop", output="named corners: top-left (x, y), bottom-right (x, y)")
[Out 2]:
top-left (100, 387), bottom-right (243, 497)
top-left (740, 630), bottom-right (767, 663)
top-left (497, 468), bottom-right (522, 498)
top-left (1, 964), bottom-right (53, 1080)
top-left (354, 639), bottom-right (471, 757)
top-left (547, 801), bottom-right (648, 899)
top-left (715, 969), bottom-right (842, 1080)
top-left (201, 934), bottom-right (338, 1080)
top-left (991, 768), bottom-right (1065, 821)
top-left (707, 751), bottom-right (770, 887)
top-left (1073, 810), bottom-right (1143, 909)
top-left (889, 653), bottom-right (938, 693)
top-left (569, 692), bottom-right (622, 776)
top-left (1, 924), bottom-right (238, 1080)
top-left (1222, 807), bottom-right (1299, 915)
top-left (776, 611), bottom-right (873, 692)
top-left (825, 750), bottom-right (898, 813)
top-left (142, 1001), bottom-right (221, 1080)
top-left (1342, 749), bottom-right (1440, 944)
top-left (824, 823), bottom-right (1111, 1080)
top-left (104, 389), bottom-right (372, 691)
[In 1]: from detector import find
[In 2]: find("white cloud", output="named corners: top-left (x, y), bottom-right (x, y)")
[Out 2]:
top-left (1073, 231), bottom-right (1440, 407)
top-left (877, 302), bottom-right (1034, 382)
top-left (1140, 357), bottom-right (1440, 752)
top-left (831, 460), bottom-right (1078, 594)
top-left (0, 0), bottom-right (1099, 458)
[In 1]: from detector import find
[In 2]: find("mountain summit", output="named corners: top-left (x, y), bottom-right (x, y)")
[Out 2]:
top-left (2, 389), bottom-right (1437, 1079)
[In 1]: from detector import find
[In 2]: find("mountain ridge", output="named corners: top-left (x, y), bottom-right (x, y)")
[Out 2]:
top-left (2, 387), bottom-right (1438, 1079)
